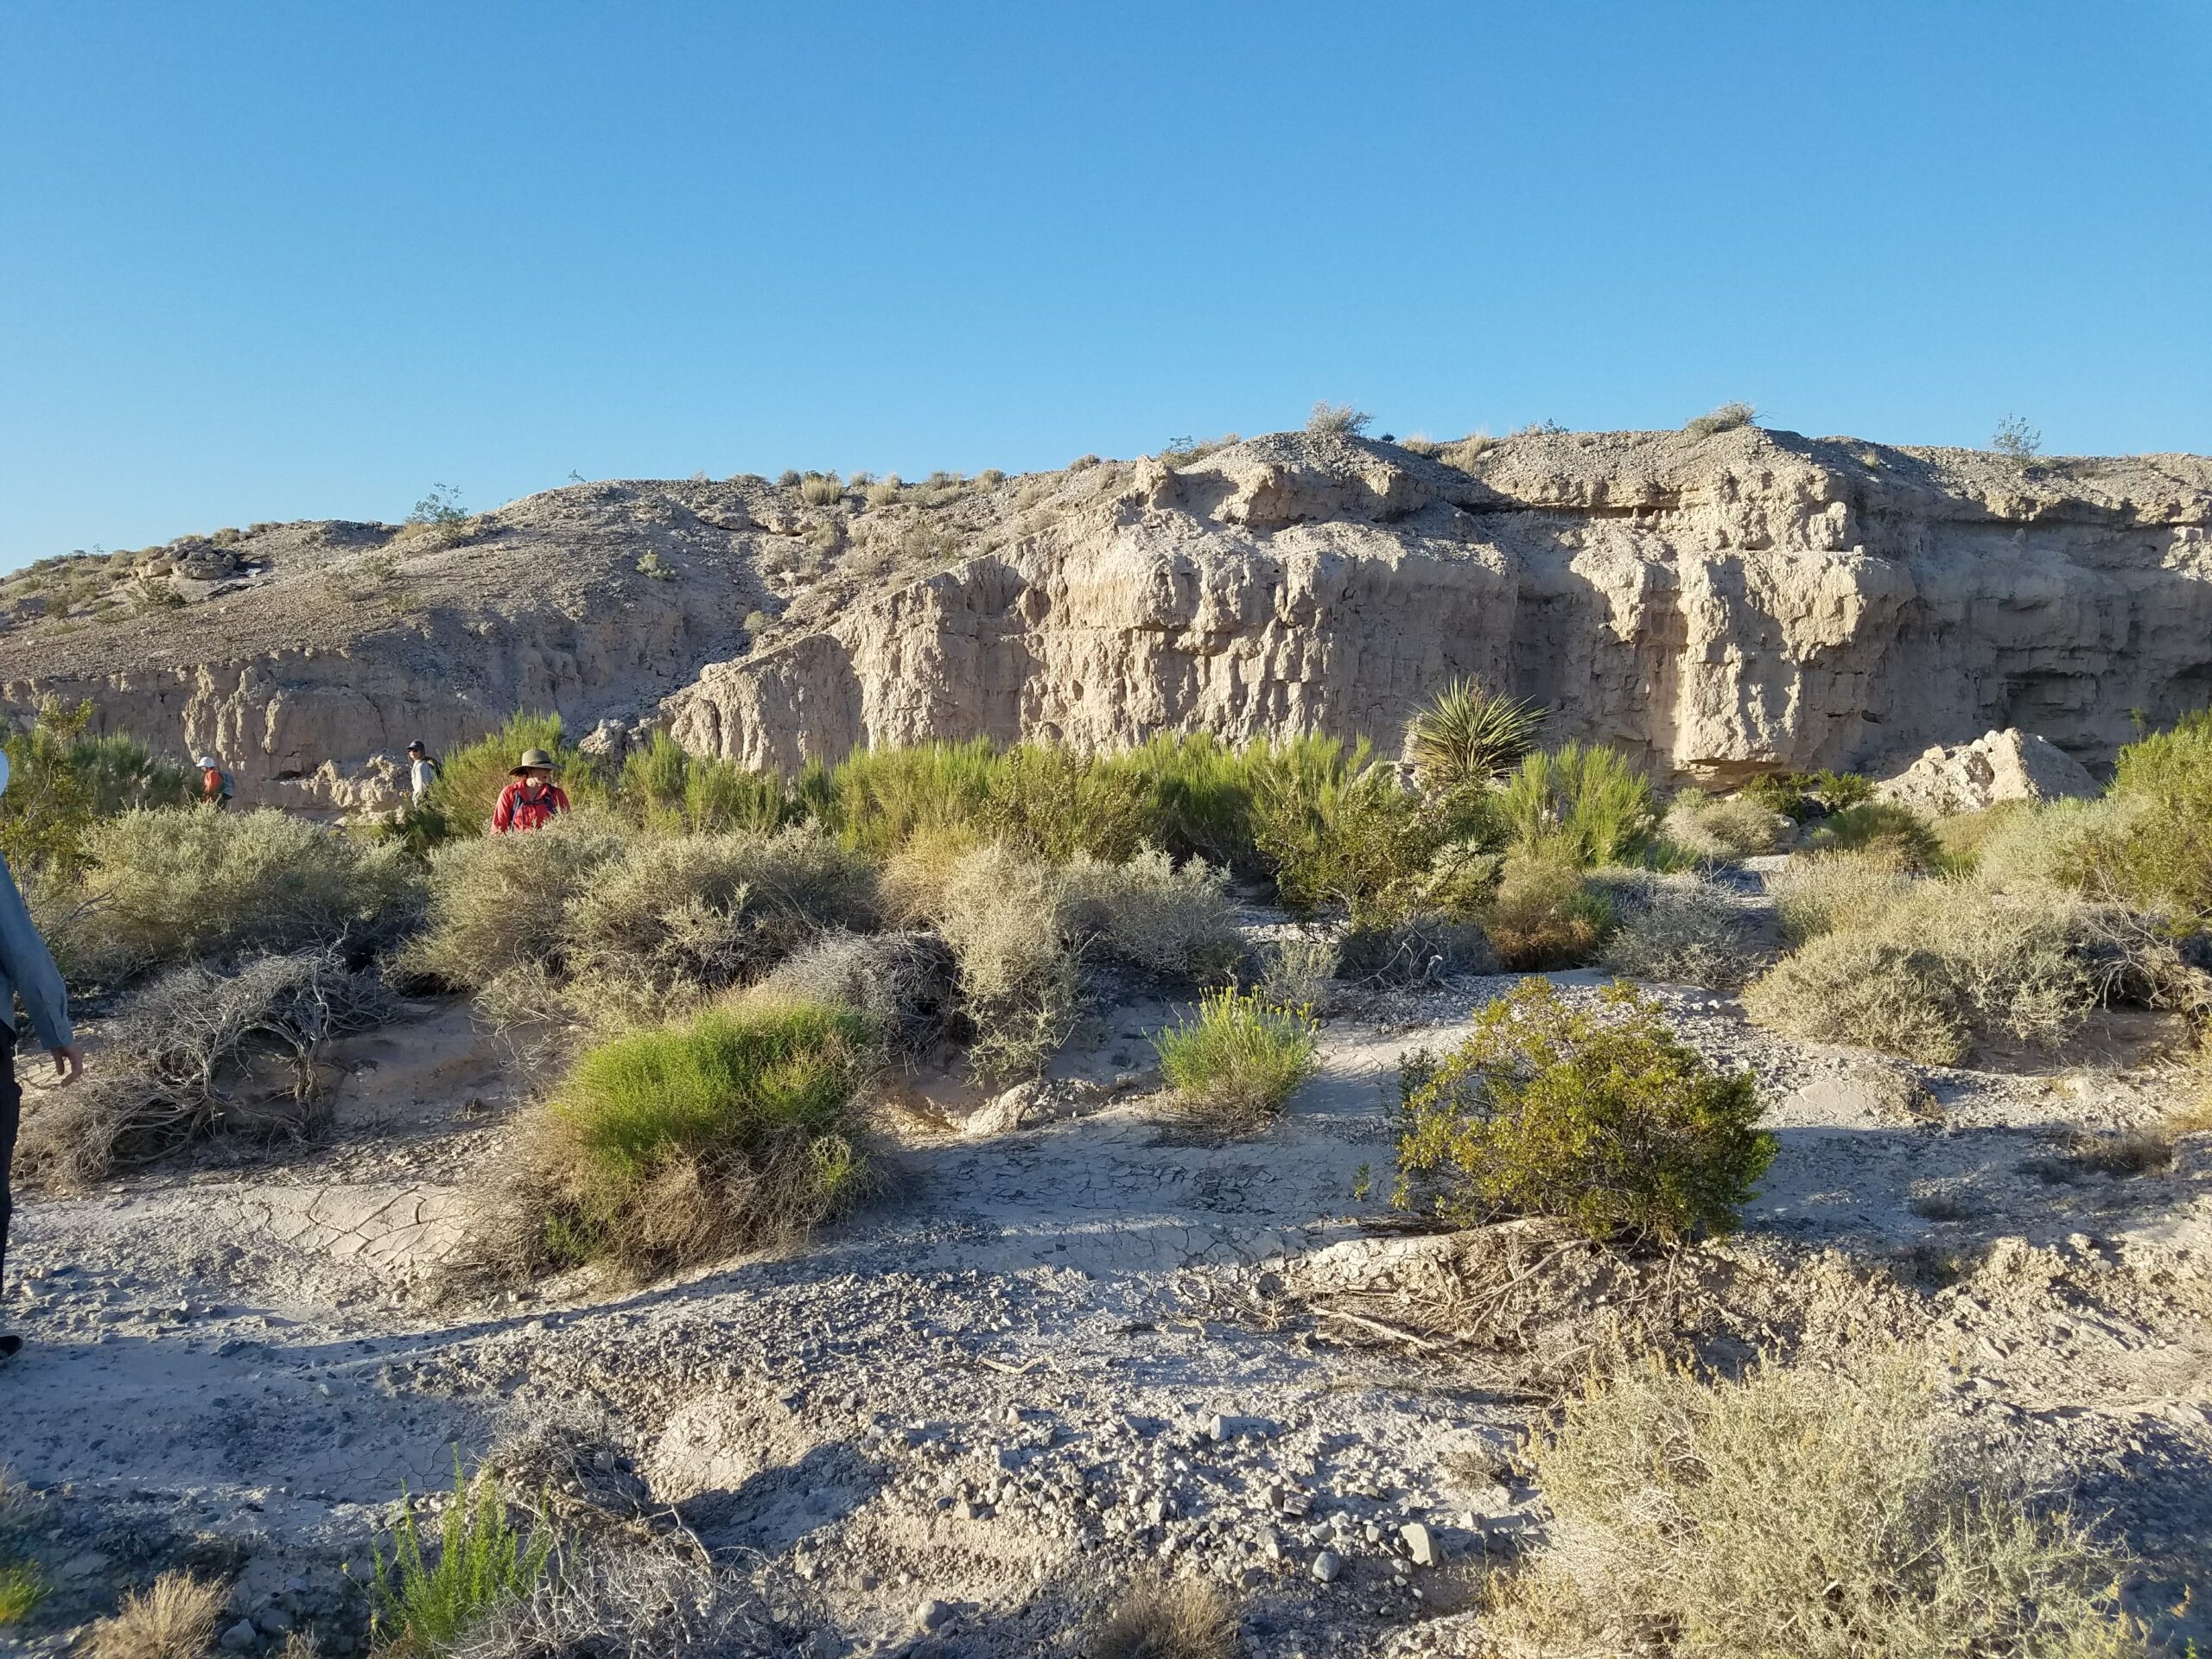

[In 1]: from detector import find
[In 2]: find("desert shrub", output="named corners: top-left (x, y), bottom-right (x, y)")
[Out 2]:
top-left (679, 756), bottom-right (793, 835)
top-left (798, 472), bottom-right (843, 505)
top-left (1929, 798), bottom-right (2035, 874)
top-left (1993, 414), bottom-right (2044, 460)
top-left (1682, 400), bottom-right (1757, 438)
top-left (425, 711), bottom-right (608, 833)
top-left (2100, 714), bottom-right (2212, 918)
top-left (1087, 1570), bottom-right (1236, 1659)
top-left (448, 1537), bottom-right (766, 1659)
top-left (1254, 751), bottom-right (1500, 925)
top-left (1806, 800), bottom-right (1942, 870)
top-left (1338, 912), bottom-right (1497, 984)
top-left (1306, 400), bottom-right (1370, 436)
top-left (1493, 1353), bottom-right (2145, 1659)
top-left (1481, 853), bottom-right (1613, 970)
top-left (88, 1571), bottom-right (227, 1659)
top-left (1110, 732), bottom-right (1264, 868)
top-left (373, 1457), bottom-right (557, 1656)
top-left (979, 743), bottom-right (1152, 862)
top-left (1396, 980), bottom-right (1770, 1243)
top-left (1496, 743), bottom-right (1657, 867)
top-left (1770, 850), bottom-right (1917, 944)
top-left (931, 842), bottom-right (1081, 1083)
top-left (0, 1561), bottom-right (39, 1625)
top-left (1154, 986), bottom-right (1319, 1132)
top-left (0, 698), bottom-right (192, 880)
top-left (750, 930), bottom-right (957, 1059)
top-left (502, 1003), bottom-right (874, 1279)
top-left (810, 741), bottom-right (1001, 861)
top-left (15, 946), bottom-right (395, 1190)
top-left (864, 475), bottom-right (902, 509)
top-left (1743, 880), bottom-right (2091, 1065)
top-left (1064, 849), bottom-right (1244, 982)
top-left (1660, 792), bottom-right (1794, 861)
top-left (1439, 433), bottom-right (1500, 470)
top-left (1252, 932), bottom-right (1340, 1007)
top-left (1740, 767), bottom-right (1874, 821)
top-left (1599, 872), bottom-right (1777, 989)
top-left (1406, 680), bottom-right (1544, 791)
top-left (388, 817), bottom-right (632, 993)
top-left (44, 807), bottom-right (420, 986)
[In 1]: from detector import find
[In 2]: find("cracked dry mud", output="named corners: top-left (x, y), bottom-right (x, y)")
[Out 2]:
top-left (3, 932), bottom-right (2209, 1656)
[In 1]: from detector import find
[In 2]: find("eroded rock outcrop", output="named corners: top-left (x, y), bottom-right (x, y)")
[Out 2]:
top-left (6, 427), bottom-right (2211, 806)
top-left (1875, 728), bottom-right (2101, 817)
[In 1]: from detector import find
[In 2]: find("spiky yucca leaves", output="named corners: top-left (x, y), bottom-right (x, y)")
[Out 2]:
top-left (1407, 681), bottom-right (1544, 791)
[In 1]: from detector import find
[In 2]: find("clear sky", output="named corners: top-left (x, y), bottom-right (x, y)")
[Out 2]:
top-left (4, 2), bottom-right (2209, 571)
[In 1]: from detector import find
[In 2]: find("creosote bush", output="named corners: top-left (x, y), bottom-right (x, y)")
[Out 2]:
top-left (1491, 1352), bottom-right (2147, 1659)
top-left (42, 807), bottom-right (420, 987)
top-left (1154, 986), bottom-right (1319, 1133)
top-left (1396, 980), bottom-right (1770, 1243)
top-left (500, 1003), bottom-right (874, 1281)
top-left (1481, 854), bottom-right (1612, 970)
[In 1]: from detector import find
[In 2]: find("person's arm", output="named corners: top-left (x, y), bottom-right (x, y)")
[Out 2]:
top-left (491, 783), bottom-right (515, 833)
top-left (550, 785), bottom-right (571, 814)
top-left (0, 862), bottom-right (79, 1078)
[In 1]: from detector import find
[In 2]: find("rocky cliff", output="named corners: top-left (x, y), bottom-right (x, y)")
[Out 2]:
top-left (6, 426), bottom-right (2210, 806)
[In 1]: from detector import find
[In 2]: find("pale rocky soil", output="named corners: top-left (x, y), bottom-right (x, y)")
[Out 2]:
top-left (3, 886), bottom-right (2209, 1656)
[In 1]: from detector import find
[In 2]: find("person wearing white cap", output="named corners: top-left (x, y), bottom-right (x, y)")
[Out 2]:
top-left (0, 751), bottom-right (84, 1367)
top-left (197, 753), bottom-right (232, 810)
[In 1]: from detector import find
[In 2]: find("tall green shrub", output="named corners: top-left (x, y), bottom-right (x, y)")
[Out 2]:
top-left (1496, 742), bottom-right (1658, 866)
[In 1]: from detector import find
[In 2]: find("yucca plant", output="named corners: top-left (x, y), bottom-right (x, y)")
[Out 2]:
top-left (1408, 682), bottom-right (1544, 791)
top-left (372, 1455), bottom-right (556, 1655)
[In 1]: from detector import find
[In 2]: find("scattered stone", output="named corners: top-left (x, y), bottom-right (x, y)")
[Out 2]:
top-left (1401, 1522), bottom-right (1440, 1567)
top-left (219, 1619), bottom-right (260, 1652)
top-left (915, 1599), bottom-right (950, 1631)
top-left (1311, 1549), bottom-right (1344, 1584)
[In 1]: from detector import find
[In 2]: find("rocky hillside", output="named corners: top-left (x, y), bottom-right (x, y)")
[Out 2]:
top-left (6, 425), bottom-right (2210, 808)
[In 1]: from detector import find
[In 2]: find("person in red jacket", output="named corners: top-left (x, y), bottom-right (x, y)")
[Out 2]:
top-left (492, 748), bottom-right (570, 833)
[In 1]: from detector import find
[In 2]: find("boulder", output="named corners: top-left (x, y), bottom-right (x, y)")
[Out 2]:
top-left (1874, 728), bottom-right (2099, 817)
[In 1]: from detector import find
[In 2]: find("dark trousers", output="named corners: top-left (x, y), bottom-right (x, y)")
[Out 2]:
top-left (0, 1036), bottom-right (16, 1294)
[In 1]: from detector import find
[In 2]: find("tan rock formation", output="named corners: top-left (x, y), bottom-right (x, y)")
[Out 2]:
top-left (1874, 728), bottom-right (2101, 817)
top-left (5, 428), bottom-right (2210, 806)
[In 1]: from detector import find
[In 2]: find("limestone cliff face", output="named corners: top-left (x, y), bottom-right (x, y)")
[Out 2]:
top-left (664, 429), bottom-right (2212, 783)
top-left (7, 429), bottom-right (2210, 805)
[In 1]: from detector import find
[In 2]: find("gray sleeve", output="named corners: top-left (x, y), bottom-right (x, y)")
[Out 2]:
top-left (0, 863), bottom-right (72, 1052)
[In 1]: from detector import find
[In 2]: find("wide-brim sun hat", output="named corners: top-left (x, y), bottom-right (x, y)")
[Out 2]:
top-left (196, 755), bottom-right (219, 770)
top-left (510, 747), bottom-right (559, 775)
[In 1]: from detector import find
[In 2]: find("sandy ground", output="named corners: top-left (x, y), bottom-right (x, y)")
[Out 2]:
top-left (3, 915), bottom-right (2209, 1656)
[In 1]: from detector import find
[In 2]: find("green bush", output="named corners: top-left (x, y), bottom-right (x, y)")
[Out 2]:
top-left (372, 1455), bottom-right (556, 1655)
top-left (516, 1003), bottom-right (874, 1278)
top-left (613, 731), bottom-right (797, 835)
top-left (1395, 979), bottom-right (1770, 1243)
top-left (1806, 800), bottom-right (1942, 870)
top-left (1740, 768), bottom-right (1875, 821)
top-left (1254, 751), bottom-right (1499, 925)
top-left (0, 698), bottom-right (191, 880)
top-left (1154, 986), bottom-right (1319, 1132)
top-left (2099, 714), bottom-right (2212, 918)
top-left (1496, 742), bottom-right (1657, 866)
top-left (1493, 1353), bottom-right (2147, 1659)
top-left (425, 711), bottom-right (607, 836)
top-left (1406, 680), bottom-right (1543, 791)
top-left (1743, 880), bottom-right (2091, 1065)
top-left (45, 807), bottom-right (421, 985)
top-left (1480, 853), bottom-right (1613, 969)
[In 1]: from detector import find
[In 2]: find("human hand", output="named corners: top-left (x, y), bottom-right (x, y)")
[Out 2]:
top-left (51, 1045), bottom-right (82, 1084)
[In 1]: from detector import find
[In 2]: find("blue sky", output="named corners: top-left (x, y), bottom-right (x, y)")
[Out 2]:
top-left (3, 2), bottom-right (2209, 570)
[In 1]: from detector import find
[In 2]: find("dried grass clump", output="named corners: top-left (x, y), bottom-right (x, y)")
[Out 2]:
top-left (1064, 849), bottom-right (1243, 982)
top-left (388, 817), bottom-right (631, 990)
top-left (1598, 872), bottom-right (1777, 990)
top-left (89, 1570), bottom-right (227, 1659)
top-left (16, 947), bottom-right (395, 1189)
top-left (450, 1541), bottom-right (772, 1659)
top-left (1660, 793), bottom-right (1794, 861)
top-left (480, 1003), bottom-right (874, 1282)
top-left (1252, 932), bottom-right (1340, 1007)
top-left (1486, 1353), bottom-right (2147, 1659)
top-left (798, 472), bottom-right (843, 505)
top-left (1086, 1569), bottom-right (1237, 1659)
top-left (1338, 911), bottom-right (1496, 984)
top-left (43, 807), bottom-right (421, 985)
top-left (929, 842), bottom-right (1081, 1083)
top-left (1682, 400), bottom-right (1758, 439)
top-left (1770, 850), bottom-right (1918, 944)
top-left (748, 929), bottom-right (957, 1059)
top-left (1744, 880), bottom-right (2091, 1065)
